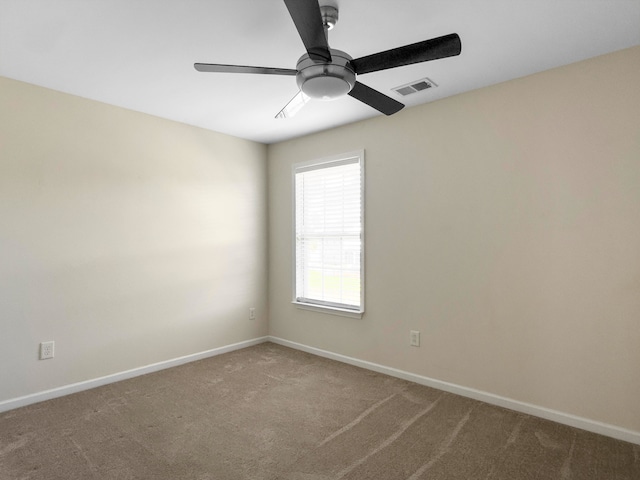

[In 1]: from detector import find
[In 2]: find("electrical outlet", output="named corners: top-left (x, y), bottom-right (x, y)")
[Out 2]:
top-left (40, 341), bottom-right (55, 360)
top-left (249, 308), bottom-right (256, 320)
top-left (410, 331), bottom-right (420, 347)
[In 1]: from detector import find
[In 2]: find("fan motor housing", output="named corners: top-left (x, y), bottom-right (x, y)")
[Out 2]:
top-left (296, 49), bottom-right (356, 100)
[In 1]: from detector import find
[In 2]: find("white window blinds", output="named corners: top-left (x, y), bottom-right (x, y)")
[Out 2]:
top-left (294, 152), bottom-right (364, 313)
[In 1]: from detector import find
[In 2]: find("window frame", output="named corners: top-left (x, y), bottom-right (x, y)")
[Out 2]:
top-left (291, 150), bottom-right (365, 319)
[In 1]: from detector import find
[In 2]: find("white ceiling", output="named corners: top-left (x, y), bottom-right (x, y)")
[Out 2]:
top-left (1, 1), bottom-right (639, 144)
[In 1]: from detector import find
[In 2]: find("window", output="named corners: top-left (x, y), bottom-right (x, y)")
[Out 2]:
top-left (293, 150), bottom-right (364, 317)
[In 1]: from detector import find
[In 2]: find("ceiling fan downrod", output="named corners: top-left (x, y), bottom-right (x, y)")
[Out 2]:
top-left (321, 5), bottom-right (339, 31)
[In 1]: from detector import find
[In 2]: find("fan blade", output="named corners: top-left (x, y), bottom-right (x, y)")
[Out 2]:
top-left (348, 82), bottom-right (404, 116)
top-left (351, 33), bottom-right (461, 75)
top-left (194, 63), bottom-right (297, 76)
top-left (275, 91), bottom-right (311, 119)
top-left (283, 0), bottom-right (331, 63)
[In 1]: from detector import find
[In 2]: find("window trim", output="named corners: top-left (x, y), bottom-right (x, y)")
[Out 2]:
top-left (291, 150), bottom-right (365, 318)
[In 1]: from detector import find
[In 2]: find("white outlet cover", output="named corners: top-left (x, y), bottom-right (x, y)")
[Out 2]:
top-left (40, 341), bottom-right (55, 360)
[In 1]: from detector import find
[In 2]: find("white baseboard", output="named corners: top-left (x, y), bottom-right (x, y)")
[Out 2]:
top-left (268, 336), bottom-right (640, 446)
top-left (0, 336), bottom-right (269, 414)
top-left (3, 335), bottom-right (638, 446)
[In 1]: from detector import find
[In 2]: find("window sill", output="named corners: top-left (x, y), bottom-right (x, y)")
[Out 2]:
top-left (292, 301), bottom-right (364, 319)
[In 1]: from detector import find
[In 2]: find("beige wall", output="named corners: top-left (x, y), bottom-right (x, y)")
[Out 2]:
top-left (0, 77), bottom-right (268, 402)
top-left (268, 47), bottom-right (640, 432)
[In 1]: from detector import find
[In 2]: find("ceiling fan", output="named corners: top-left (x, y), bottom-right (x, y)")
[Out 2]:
top-left (194, 0), bottom-right (461, 119)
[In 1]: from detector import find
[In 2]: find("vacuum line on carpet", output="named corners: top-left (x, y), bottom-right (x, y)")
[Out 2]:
top-left (560, 432), bottom-right (577, 479)
top-left (406, 407), bottom-right (473, 480)
top-left (506, 417), bottom-right (524, 447)
top-left (317, 393), bottom-right (397, 447)
top-left (335, 393), bottom-right (445, 479)
top-left (480, 417), bottom-right (525, 480)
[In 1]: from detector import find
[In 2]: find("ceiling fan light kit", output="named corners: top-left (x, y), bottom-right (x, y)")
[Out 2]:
top-left (194, 0), bottom-right (461, 118)
top-left (296, 49), bottom-right (355, 100)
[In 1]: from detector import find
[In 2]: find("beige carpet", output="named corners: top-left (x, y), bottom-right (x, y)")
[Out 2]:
top-left (1, 342), bottom-right (638, 479)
